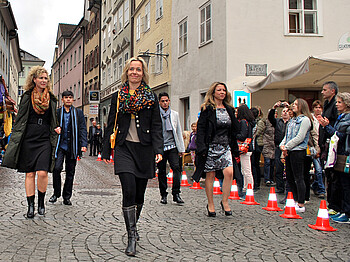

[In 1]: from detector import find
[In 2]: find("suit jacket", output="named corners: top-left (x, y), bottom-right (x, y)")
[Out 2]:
top-left (192, 104), bottom-right (239, 182)
top-left (55, 106), bottom-right (88, 159)
top-left (102, 91), bottom-right (163, 159)
top-left (88, 125), bottom-right (96, 143)
top-left (164, 109), bottom-right (185, 153)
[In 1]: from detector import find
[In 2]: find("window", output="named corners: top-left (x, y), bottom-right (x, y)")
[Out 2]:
top-left (124, 0), bottom-right (130, 25)
top-left (179, 19), bottom-right (188, 56)
top-left (199, 2), bottom-right (211, 45)
top-left (19, 71), bottom-right (24, 77)
top-left (78, 81), bottom-right (81, 98)
top-left (156, 0), bottom-right (163, 20)
top-left (74, 50), bottom-right (77, 66)
top-left (114, 13), bottom-right (118, 33)
top-left (103, 30), bottom-right (106, 48)
top-left (155, 40), bottom-right (163, 73)
top-left (124, 52), bottom-right (129, 65)
top-left (70, 54), bottom-right (73, 70)
top-left (287, 0), bottom-right (319, 34)
top-left (107, 64), bottom-right (111, 85)
top-left (74, 84), bottom-right (76, 98)
top-left (66, 59), bottom-right (69, 72)
top-left (78, 46), bottom-right (81, 62)
top-left (113, 61), bottom-right (117, 81)
top-left (118, 56), bottom-right (123, 78)
top-left (145, 2), bottom-right (151, 31)
top-left (102, 70), bottom-right (106, 87)
top-left (18, 86), bottom-right (24, 97)
top-left (136, 15), bottom-right (141, 41)
top-left (63, 62), bottom-right (65, 75)
top-left (118, 7), bottom-right (123, 33)
top-left (108, 23), bottom-right (111, 44)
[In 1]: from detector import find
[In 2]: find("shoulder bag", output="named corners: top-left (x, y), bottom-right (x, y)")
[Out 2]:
top-left (334, 155), bottom-right (350, 173)
top-left (110, 92), bottom-right (120, 149)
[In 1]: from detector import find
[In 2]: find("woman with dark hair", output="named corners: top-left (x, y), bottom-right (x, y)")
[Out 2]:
top-left (236, 104), bottom-right (255, 191)
top-left (280, 98), bottom-right (312, 213)
top-left (251, 106), bottom-right (264, 190)
top-left (2, 66), bottom-right (59, 218)
top-left (102, 57), bottom-right (163, 256)
top-left (193, 82), bottom-right (239, 217)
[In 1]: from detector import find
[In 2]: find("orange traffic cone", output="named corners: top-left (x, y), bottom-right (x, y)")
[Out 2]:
top-left (262, 187), bottom-right (283, 211)
top-left (180, 171), bottom-right (191, 187)
top-left (308, 200), bottom-right (337, 231)
top-left (96, 153), bottom-right (102, 161)
top-left (240, 184), bottom-right (260, 205)
top-left (228, 179), bottom-right (240, 200)
top-left (190, 181), bottom-right (203, 190)
top-left (109, 154), bottom-right (114, 163)
top-left (213, 178), bottom-right (222, 195)
top-left (167, 169), bottom-right (173, 184)
top-left (279, 192), bottom-right (302, 219)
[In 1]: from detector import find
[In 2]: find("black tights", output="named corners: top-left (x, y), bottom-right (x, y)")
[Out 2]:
top-left (118, 172), bottom-right (148, 207)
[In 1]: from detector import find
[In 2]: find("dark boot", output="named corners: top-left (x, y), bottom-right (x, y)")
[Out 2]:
top-left (37, 191), bottom-right (46, 215)
top-left (135, 204), bottom-right (143, 241)
top-left (122, 205), bottom-right (137, 256)
top-left (26, 195), bottom-right (35, 218)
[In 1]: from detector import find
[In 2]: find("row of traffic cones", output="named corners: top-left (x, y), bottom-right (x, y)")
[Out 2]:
top-left (96, 153), bottom-right (114, 162)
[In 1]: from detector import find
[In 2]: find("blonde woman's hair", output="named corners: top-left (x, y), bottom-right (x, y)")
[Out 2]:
top-left (201, 82), bottom-right (232, 110)
top-left (24, 66), bottom-right (52, 92)
top-left (121, 57), bottom-right (149, 85)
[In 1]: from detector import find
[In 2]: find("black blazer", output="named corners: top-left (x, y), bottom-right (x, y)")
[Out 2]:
top-left (192, 103), bottom-right (239, 182)
top-left (102, 91), bottom-right (163, 159)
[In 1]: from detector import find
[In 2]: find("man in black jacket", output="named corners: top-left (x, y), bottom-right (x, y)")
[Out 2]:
top-left (88, 120), bottom-right (97, 156)
top-left (49, 91), bottom-right (88, 205)
top-left (317, 81), bottom-right (339, 215)
top-left (268, 101), bottom-right (290, 194)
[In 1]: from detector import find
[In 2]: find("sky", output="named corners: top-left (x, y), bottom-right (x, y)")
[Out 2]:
top-left (10, 0), bottom-right (85, 73)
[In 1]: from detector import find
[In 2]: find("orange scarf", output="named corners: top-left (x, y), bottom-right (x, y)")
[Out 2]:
top-left (31, 88), bottom-right (50, 114)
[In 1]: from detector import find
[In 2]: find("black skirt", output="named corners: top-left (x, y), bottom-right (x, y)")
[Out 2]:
top-left (114, 141), bottom-right (156, 179)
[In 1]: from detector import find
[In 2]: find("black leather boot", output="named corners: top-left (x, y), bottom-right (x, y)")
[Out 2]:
top-left (135, 204), bottom-right (143, 241)
top-left (122, 205), bottom-right (137, 256)
top-left (26, 195), bottom-right (35, 218)
top-left (37, 191), bottom-right (46, 215)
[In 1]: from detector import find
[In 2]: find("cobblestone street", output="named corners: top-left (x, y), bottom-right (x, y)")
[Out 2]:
top-left (0, 156), bottom-right (349, 261)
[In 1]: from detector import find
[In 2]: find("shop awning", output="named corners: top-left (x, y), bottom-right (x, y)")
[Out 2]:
top-left (245, 49), bottom-right (350, 93)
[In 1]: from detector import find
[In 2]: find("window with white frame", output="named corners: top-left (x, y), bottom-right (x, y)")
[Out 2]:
top-left (66, 59), bottom-right (69, 72)
top-left (199, 2), bottom-right (211, 45)
top-left (118, 7), bottom-right (123, 33)
top-left (118, 56), bottom-right (123, 78)
top-left (179, 19), bottom-right (188, 56)
top-left (145, 2), bottom-right (151, 31)
top-left (287, 0), bottom-right (319, 34)
top-left (77, 81), bottom-right (81, 98)
top-left (124, 0), bottom-right (130, 25)
top-left (73, 84), bottom-right (76, 97)
top-left (78, 46), bottom-right (81, 61)
top-left (74, 50), bottom-right (77, 66)
top-left (113, 60), bottom-right (117, 81)
top-left (107, 64), bottom-right (111, 85)
top-left (156, 0), bottom-right (163, 20)
top-left (124, 52), bottom-right (129, 65)
top-left (114, 13), bottom-right (118, 33)
top-left (136, 15), bottom-right (141, 40)
top-left (108, 23), bottom-right (111, 44)
top-left (155, 40), bottom-right (163, 73)
top-left (102, 70), bottom-right (106, 87)
top-left (103, 30), bottom-right (106, 48)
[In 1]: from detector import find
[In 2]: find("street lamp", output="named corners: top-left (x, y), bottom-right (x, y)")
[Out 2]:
top-left (137, 51), bottom-right (169, 67)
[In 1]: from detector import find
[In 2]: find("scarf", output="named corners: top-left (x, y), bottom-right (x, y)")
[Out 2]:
top-left (160, 106), bottom-right (172, 131)
top-left (118, 81), bottom-right (155, 114)
top-left (31, 88), bottom-right (50, 114)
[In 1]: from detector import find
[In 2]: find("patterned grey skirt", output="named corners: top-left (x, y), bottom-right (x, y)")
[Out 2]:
top-left (204, 143), bottom-right (232, 172)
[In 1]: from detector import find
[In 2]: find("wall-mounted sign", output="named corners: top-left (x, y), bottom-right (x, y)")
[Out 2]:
top-left (339, 32), bottom-right (350, 50)
top-left (233, 90), bottom-right (251, 108)
top-left (245, 64), bottom-right (267, 76)
top-left (89, 91), bottom-right (100, 103)
top-left (89, 104), bottom-right (98, 115)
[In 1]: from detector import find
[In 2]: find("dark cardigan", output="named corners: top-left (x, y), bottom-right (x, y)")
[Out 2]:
top-left (192, 103), bottom-right (239, 182)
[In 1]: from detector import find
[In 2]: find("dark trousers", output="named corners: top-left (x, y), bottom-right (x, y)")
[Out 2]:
top-left (89, 141), bottom-right (98, 156)
top-left (118, 172), bottom-right (148, 207)
top-left (53, 148), bottom-right (77, 200)
top-left (303, 157), bottom-right (313, 201)
top-left (251, 146), bottom-right (263, 189)
top-left (275, 147), bottom-right (285, 192)
top-left (285, 150), bottom-right (306, 204)
top-left (339, 171), bottom-right (350, 216)
top-left (157, 148), bottom-right (181, 197)
top-left (327, 169), bottom-right (343, 212)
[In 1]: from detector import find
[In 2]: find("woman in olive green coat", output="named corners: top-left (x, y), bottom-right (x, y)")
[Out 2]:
top-left (2, 66), bottom-right (59, 218)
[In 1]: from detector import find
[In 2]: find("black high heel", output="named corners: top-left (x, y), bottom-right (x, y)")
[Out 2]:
top-left (206, 205), bottom-right (216, 217)
top-left (220, 201), bottom-right (232, 216)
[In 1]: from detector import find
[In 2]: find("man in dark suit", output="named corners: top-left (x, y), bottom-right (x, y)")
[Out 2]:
top-left (49, 91), bottom-right (88, 205)
top-left (88, 120), bottom-right (97, 156)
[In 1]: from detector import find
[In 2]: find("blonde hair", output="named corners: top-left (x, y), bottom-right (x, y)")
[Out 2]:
top-left (24, 66), bottom-right (52, 92)
top-left (201, 82), bottom-right (232, 110)
top-left (121, 57), bottom-right (149, 85)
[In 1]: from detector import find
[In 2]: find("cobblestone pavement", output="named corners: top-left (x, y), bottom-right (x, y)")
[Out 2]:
top-left (0, 155), bottom-right (349, 261)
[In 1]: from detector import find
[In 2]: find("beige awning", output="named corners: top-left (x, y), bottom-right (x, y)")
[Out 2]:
top-left (245, 49), bottom-right (350, 93)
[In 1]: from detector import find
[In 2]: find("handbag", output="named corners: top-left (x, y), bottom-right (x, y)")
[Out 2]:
top-left (238, 138), bottom-right (252, 154)
top-left (334, 155), bottom-right (350, 173)
top-left (325, 133), bottom-right (339, 169)
top-left (110, 92), bottom-right (120, 149)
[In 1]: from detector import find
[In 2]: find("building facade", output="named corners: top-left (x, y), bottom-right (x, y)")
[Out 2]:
top-left (172, 0), bottom-right (350, 128)
top-left (52, 21), bottom-right (85, 109)
top-left (100, 0), bottom-right (132, 128)
top-left (18, 49), bottom-right (44, 105)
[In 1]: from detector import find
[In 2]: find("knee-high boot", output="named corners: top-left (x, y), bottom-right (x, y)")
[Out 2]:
top-left (122, 205), bottom-right (137, 256)
top-left (26, 195), bottom-right (35, 218)
top-left (135, 204), bottom-right (143, 241)
top-left (38, 190), bottom-right (46, 215)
